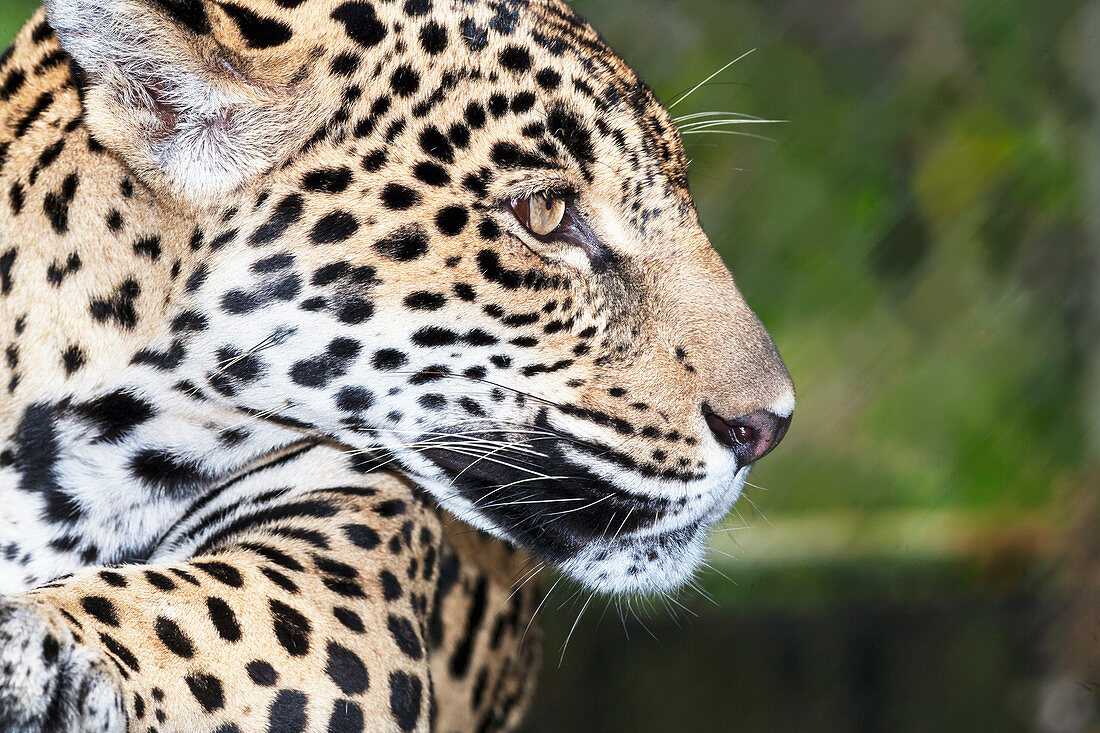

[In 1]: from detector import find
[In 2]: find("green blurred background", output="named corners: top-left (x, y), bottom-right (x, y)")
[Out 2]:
top-left (3, 0), bottom-right (1097, 730)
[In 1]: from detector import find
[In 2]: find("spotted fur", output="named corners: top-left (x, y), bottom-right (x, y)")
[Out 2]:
top-left (0, 0), bottom-right (793, 730)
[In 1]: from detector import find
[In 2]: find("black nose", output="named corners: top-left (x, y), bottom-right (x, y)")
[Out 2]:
top-left (704, 408), bottom-right (791, 465)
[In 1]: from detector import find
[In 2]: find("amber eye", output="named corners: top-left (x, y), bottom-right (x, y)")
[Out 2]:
top-left (510, 193), bottom-right (567, 238)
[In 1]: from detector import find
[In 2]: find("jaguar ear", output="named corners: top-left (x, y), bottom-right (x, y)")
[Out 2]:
top-left (46, 0), bottom-right (323, 202)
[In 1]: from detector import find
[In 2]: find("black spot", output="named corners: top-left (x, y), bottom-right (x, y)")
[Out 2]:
top-left (322, 576), bottom-right (365, 597)
top-left (499, 45), bottom-right (532, 72)
top-left (0, 68), bottom-right (26, 101)
top-left (512, 91), bottom-right (537, 114)
top-left (452, 283), bottom-right (476, 301)
top-left (183, 671), bottom-right (225, 713)
top-left (335, 386), bottom-right (374, 413)
top-left (217, 2), bottom-right (292, 48)
top-left (411, 327), bottom-right (457, 347)
top-left (250, 194), bottom-right (303, 246)
top-left (380, 570), bottom-right (402, 600)
top-left (247, 660), bottom-right (278, 686)
top-left (449, 576), bottom-right (487, 677)
top-left (535, 68), bottom-right (561, 90)
top-left (375, 500), bottom-right (406, 518)
top-left (547, 104), bottom-right (596, 165)
top-left (0, 248), bottom-right (14, 294)
top-left (149, 0), bottom-right (210, 35)
top-left (89, 278), bottom-right (141, 329)
top-left (105, 209), bottom-right (123, 233)
top-left (131, 339), bottom-right (186, 371)
top-left (9, 182), bottom-right (24, 215)
top-left (269, 599), bottom-right (311, 656)
top-left (337, 296), bottom-right (374, 325)
top-left (403, 291), bottom-right (446, 311)
top-left (374, 224), bottom-right (428, 261)
top-left (206, 597), bottom-right (241, 642)
top-left (478, 218), bottom-right (501, 241)
top-left (98, 571), bottom-right (127, 587)
top-left (463, 329), bottom-right (497, 347)
top-left (387, 615), bottom-right (423, 659)
top-left (144, 570), bottom-right (176, 591)
top-left (132, 235), bottom-right (161, 260)
top-left (15, 91), bottom-right (55, 139)
top-left (490, 141), bottom-right (551, 170)
top-left (45, 251), bottom-right (81, 286)
top-left (260, 566), bottom-right (299, 593)
top-left (380, 183), bottom-right (421, 210)
top-left (333, 608), bottom-right (365, 634)
top-left (459, 17), bottom-right (488, 50)
top-left (362, 148), bottom-right (387, 172)
top-left (171, 310), bottom-right (209, 332)
top-left (193, 561), bottom-right (244, 587)
top-left (332, 2), bottom-right (387, 49)
top-left (325, 642), bottom-right (369, 695)
top-left (330, 52), bottom-right (360, 76)
top-left (476, 250), bottom-right (521, 289)
top-left (418, 126), bottom-right (454, 163)
top-left (71, 390), bottom-right (155, 444)
top-left (459, 397), bottom-right (485, 416)
top-left (310, 211), bottom-right (359, 244)
top-left (403, 0), bottom-right (431, 15)
top-left (302, 167), bottom-right (352, 194)
top-left (268, 689), bottom-right (308, 733)
top-left (43, 173), bottom-right (79, 234)
top-left (419, 21), bottom-right (447, 53)
top-left (412, 161), bottom-right (449, 187)
top-left (155, 616), bottom-right (194, 658)
top-left (240, 542), bottom-right (303, 571)
top-left (99, 633), bottom-right (140, 672)
top-left (390, 64), bottom-right (420, 97)
top-left (435, 206), bottom-right (468, 236)
top-left (408, 364), bottom-right (448, 382)
top-left (327, 700), bottom-right (364, 733)
top-left (289, 337), bottom-right (361, 388)
top-left (208, 345), bottom-right (266, 395)
top-left (389, 671), bottom-right (422, 731)
top-left (130, 449), bottom-right (210, 496)
top-left (487, 93), bottom-right (509, 119)
top-left (418, 393), bottom-right (445, 410)
top-left (343, 523), bottom-right (380, 550)
top-left (80, 596), bottom-right (119, 627)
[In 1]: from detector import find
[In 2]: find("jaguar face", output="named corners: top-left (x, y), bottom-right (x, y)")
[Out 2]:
top-left (51, 0), bottom-right (794, 594)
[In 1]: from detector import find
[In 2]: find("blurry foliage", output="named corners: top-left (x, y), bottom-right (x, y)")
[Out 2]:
top-left (0, 0), bottom-right (1091, 521)
top-left (571, 0), bottom-right (1095, 519)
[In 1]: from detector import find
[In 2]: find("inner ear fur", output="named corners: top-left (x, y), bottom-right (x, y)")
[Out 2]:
top-left (46, 0), bottom-right (333, 203)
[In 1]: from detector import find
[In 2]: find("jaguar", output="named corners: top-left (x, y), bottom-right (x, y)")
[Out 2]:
top-left (0, 0), bottom-right (794, 729)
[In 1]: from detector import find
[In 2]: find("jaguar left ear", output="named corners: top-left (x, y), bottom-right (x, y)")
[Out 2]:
top-left (46, 0), bottom-right (323, 203)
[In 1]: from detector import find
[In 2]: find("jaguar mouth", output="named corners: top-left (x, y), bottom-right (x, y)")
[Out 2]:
top-left (418, 436), bottom-right (672, 563)
top-left (403, 423), bottom-right (738, 595)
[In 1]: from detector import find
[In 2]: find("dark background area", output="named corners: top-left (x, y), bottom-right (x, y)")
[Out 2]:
top-left (3, 0), bottom-right (1097, 730)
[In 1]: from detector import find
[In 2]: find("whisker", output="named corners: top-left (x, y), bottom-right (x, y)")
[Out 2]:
top-left (673, 110), bottom-right (765, 123)
top-left (668, 49), bottom-right (755, 109)
top-left (680, 129), bottom-right (777, 143)
top-left (558, 592), bottom-right (595, 667)
top-left (679, 118), bottom-right (784, 131)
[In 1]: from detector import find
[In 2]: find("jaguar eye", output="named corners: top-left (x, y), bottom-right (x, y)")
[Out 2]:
top-left (510, 193), bottom-right (567, 238)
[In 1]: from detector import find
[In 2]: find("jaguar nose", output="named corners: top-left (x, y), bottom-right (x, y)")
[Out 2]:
top-left (704, 408), bottom-right (791, 465)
